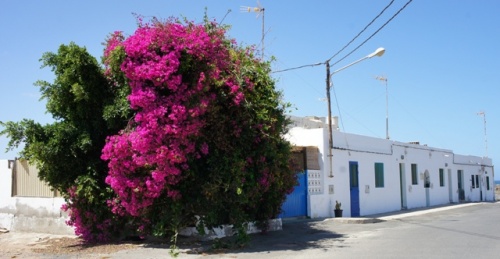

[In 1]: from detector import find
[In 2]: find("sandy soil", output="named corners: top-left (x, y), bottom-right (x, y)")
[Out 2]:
top-left (0, 231), bottom-right (141, 258)
top-left (0, 230), bottom-right (207, 258)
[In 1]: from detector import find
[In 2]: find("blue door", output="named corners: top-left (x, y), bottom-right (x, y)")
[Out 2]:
top-left (279, 170), bottom-right (307, 218)
top-left (349, 162), bottom-right (360, 217)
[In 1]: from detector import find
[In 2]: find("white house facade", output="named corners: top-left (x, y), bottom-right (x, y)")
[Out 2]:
top-left (283, 116), bottom-right (495, 218)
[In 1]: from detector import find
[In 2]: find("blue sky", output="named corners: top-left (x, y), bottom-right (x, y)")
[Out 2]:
top-left (1, 1), bottom-right (498, 178)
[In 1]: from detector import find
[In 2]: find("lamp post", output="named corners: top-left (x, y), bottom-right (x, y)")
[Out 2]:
top-left (325, 47), bottom-right (385, 178)
top-left (375, 76), bottom-right (389, 139)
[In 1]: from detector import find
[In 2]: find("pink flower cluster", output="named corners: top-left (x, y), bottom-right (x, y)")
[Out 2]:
top-left (101, 20), bottom-right (249, 217)
top-left (61, 187), bottom-right (113, 242)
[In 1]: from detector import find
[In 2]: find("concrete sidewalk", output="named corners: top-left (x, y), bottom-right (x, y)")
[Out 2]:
top-left (324, 202), bottom-right (483, 224)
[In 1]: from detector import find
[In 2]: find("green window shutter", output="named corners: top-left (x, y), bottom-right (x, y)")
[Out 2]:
top-left (375, 162), bottom-right (384, 188)
top-left (411, 164), bottom-right (418, 185)
top-left (439, 169), bottom-right (444, 187)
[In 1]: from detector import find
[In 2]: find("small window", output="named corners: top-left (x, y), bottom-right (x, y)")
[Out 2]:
top-left (411, 164), bottom-right (418, 185)
top-left (439, 168), bottom-right (444, 187)
top-left (375, 163), bottom-right (384, 188)
top-left (350, 162), bottom-right (359, 188)
top-left (475, 175), bottom-right (479, 188)
top-left (486, 176), bottom-right (490, 190)
top-left (471, 175), bottom-right (475, 188)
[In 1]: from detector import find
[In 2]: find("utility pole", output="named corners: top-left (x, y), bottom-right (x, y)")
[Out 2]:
top-left (375, 76), bottom-right (389, 139)
top-left (325, 48), bottom-right (385, 178)
top-left (477, 111), bottom-right (488, 157)
top-left (326, 62), bottom-right (333, 178)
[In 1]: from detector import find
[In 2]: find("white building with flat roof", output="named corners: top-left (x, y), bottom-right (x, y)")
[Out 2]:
top-left (280, 116), bottom-right (494, 219)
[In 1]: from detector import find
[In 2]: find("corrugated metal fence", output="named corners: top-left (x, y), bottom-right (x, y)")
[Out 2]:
top-left (12, 160), bottom-right (60, 197)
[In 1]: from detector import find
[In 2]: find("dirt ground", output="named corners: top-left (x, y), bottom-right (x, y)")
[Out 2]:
top-left (0, 231), bottom-right (141, 258)
top-left (0, 230), bottom-right (209, 258)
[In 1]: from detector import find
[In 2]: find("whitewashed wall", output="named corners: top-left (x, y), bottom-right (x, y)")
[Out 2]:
top-left (0, 159), bottom-right (73, 234)
top-left (286, 117), bottom-right (495, 219)
top-left (0, 160), bottom-right (12, 199)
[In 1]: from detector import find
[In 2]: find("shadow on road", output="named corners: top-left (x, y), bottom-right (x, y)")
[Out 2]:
top-left (238, 219), bottom-right (347, 253)
top-left (139, 218), bottom-right (348, 255)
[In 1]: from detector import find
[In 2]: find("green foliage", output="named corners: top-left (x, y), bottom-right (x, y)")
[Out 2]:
top-left (1, 17), bottom-right (297, 248)
top-left (0, 42), bottom-right (133, 241)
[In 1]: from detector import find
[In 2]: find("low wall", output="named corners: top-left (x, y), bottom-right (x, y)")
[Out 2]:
top-left (179, 218), bottom-right (282, 240)
top-left (0, 197), bottom-right (74, 235)
top-left (0, 160), bottom-right (281, 237)
top-left (0, 196), bottom-right (282, 238)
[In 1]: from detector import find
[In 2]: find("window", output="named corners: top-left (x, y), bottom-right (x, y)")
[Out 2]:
top-left (375, 163), bottom-right (384, 188)
top-left (411, 164), bottom-right (418, 185)
top-left (458, 170), bottom-right (463, 188)
top-left (439, 168), bottom-right (444, 187)
top-left (471, 175), bottom-right (475, 188)
top-left (350, 162), bottom-right (359, 188)
top-left (476, 175), bottom-right (479, 189)
top-left (486, 176), bottom-right (490, 190)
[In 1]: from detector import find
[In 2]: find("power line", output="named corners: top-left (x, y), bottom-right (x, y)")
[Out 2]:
top-left (330, 0), bottom-right (413, 68)
top-left (272, 62), bottom-right (323, 73)
top-left (326, 0), bottom-right (394, 63)
top-left (273, 0), bottom-right (411, 74)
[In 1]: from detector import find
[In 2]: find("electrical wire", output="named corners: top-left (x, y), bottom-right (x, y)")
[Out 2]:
top-left (326, 0), bottom-right (394, 63)
top-left (272, 62), bottom-right (324, 73)
top-left (273, 0), bottom-right (410, 74)
top-left (331, 82), bottom-right (351, 155)
top-left (330, 0), bottom-right (413, 68)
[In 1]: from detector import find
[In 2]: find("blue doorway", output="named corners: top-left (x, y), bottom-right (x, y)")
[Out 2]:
top-left (349, 162), bottom-right (360, 217)
top-left (279, 170), bottom-right (308, 218)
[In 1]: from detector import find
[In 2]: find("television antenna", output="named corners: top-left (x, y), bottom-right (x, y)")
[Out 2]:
top-left (240, 1), bottom-right (265, 59)
top-left (477, 111), bottom-right (488, 157)
top-left (375, 75), bottom-right (389, 139)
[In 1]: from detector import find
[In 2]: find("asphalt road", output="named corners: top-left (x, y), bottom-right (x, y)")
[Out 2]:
top-left (112, 202), bottom-right (500, 259)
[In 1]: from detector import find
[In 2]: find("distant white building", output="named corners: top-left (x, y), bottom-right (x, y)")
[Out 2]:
top-left (280, 116), bottom-right (495, 218)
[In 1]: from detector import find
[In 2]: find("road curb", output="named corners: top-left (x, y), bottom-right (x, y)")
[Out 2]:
top-left (322, 202), bottom-right (486, 224)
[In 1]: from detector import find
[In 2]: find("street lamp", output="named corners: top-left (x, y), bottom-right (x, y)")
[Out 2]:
top-left (325, 47), bottom-right (385, 178)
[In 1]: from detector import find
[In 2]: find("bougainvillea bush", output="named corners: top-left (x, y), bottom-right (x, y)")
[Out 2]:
top-left (1, 16), bottom-right (297, 245)
top-left (101, 18), bottom-right (297, 242)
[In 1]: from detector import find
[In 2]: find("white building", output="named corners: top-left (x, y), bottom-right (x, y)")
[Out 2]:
top-left (281, 116), bottom-right (495, 218)
top-left (0, 160), bottom-right (73, 234)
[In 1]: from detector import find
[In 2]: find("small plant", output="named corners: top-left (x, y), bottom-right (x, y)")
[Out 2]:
top-left (334, 200), bottom-right (343, 218)
top-left (335, 200), bottom-right (342, 210)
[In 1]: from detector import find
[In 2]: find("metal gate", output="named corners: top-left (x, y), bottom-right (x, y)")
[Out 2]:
top-left (279, 170), bottom-right (308, 218)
